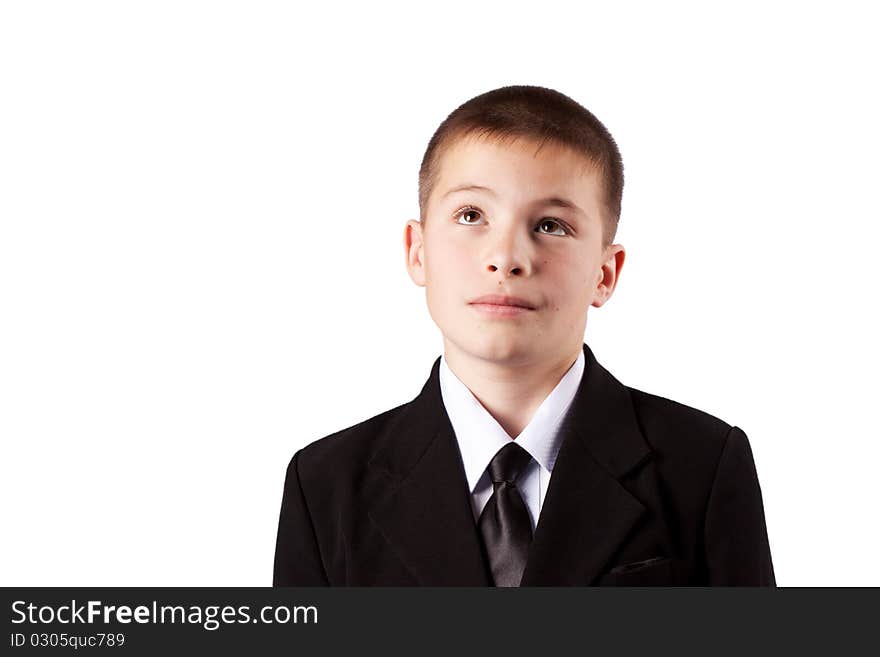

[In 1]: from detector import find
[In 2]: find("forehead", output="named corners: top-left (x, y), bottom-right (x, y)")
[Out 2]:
top-left (433, 134), bottom-right (604, 217)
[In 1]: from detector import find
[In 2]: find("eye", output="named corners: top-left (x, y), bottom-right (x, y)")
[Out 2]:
top-left (454, 206), bottom-right (484, 225)
top-left (452, 205), bottom-right (571, 236)
top-left (537, 219), bottom-right (568, 236)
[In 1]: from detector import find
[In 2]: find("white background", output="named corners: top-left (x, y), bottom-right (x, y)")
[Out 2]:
top-left (1, 1), bottom-right (877, 586)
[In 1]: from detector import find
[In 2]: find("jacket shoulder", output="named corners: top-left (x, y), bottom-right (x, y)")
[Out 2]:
top-left (626, 386), bottom-right (737, 462)
top-left (285, 400), bottom-right (410, 483)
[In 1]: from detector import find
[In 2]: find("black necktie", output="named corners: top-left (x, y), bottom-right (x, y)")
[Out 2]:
top-left (478, 442), bottom-right (534, 587)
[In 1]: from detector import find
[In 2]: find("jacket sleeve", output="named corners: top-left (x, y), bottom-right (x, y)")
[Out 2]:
top-left (704, 426), bottom-right (776, 586)
top-left (273, 449), bottom-right (331, 586)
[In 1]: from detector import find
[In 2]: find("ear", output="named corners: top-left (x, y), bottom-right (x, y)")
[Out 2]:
top-left (404, 219), bottom-right (427, 287)
top-left (591, 244), bottom-right (625, 308)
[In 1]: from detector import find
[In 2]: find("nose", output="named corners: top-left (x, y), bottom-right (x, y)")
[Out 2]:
top-left (488, 261), bottom-right (525, 276)
top-left (485, 226), bottom-right (533, 277)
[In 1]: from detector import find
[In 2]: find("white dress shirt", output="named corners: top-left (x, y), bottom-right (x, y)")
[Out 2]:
top-left (438, 349), bottom-right (585, 533)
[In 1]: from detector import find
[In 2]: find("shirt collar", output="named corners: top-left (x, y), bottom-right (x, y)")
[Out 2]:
top-left (439, 349), bottom-right (585, 494)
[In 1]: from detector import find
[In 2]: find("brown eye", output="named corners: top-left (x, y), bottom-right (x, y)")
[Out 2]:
top-left (455, 207), bottom-right (483, 224)
top-left (538, 219), bottom-right (567, 236)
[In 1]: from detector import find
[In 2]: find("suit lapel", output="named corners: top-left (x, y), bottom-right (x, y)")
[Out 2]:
top-left (367, 343), bottom-right (654, 586)
top-left (367, 356), bottom-right (491, 585)
top-left (521, 343), bottom-right (653, 585)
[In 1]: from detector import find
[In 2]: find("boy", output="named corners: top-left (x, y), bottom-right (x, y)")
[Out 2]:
top-left (273, 85), bottom-right (775, 586)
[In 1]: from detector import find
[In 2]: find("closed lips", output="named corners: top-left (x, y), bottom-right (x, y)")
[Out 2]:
top-left (469, 295), bottom-right (535, 309)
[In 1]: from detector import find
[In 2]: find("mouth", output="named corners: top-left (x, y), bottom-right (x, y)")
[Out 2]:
top-left (468, 294), bottom-right (537, 317)
top-left (468, 294), bottom-right (537, 310)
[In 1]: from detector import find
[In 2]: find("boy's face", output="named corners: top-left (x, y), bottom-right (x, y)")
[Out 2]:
top-left (405, 134), bottom-right (625, 368)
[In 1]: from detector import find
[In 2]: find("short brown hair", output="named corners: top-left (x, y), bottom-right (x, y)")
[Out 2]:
top-left (418, 85), bottom-right (624, 248)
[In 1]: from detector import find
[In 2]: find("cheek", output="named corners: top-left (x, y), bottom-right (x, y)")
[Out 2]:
top-left (543, 255), bottom-right (594, 299)
top-left (425, 236), bottom-right (469, 280)
top-left (424, 237), bottom-right (471, 309)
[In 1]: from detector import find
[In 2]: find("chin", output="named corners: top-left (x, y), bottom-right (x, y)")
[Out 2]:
top-left (457, 332), bottom-right (538, 365)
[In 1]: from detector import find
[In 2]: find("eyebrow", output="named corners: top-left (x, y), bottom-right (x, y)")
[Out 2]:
top-left (442, 183), bottom-right (587, 218)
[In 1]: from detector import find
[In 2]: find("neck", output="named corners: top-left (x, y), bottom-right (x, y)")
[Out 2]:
top-left (443, 340), bottom-right (582, 439)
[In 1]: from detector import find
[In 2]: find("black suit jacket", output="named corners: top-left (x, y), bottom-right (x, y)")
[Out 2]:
top-left (273, 343), bottom-right (775, 586)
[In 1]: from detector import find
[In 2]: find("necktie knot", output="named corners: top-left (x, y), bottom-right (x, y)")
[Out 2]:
top-left (487, 442), bottom-right (533, 485)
